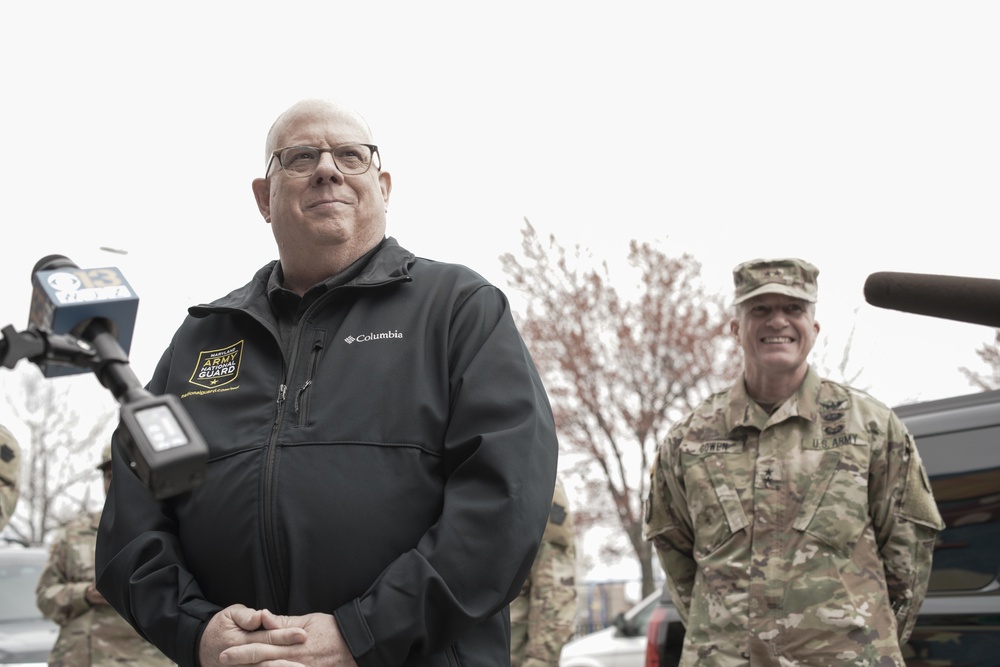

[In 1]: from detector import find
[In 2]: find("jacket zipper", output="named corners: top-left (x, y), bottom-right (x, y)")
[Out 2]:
top-left (191, 261), bottom-right (412, 616)
top-left (262, 308), bottom-right (320, 610)
top-left (263, 381), bottom-right (290, 611)
top-left (260, 280), bottom-right (402, 613)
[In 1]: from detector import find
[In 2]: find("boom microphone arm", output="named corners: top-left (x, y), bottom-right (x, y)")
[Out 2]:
top-left (0, 324), bottom-right (96, 371)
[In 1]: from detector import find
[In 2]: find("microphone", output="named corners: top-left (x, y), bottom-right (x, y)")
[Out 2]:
top-left (29, 255), bottom-right (139, 378)
top-left (863, 271), bottom-right (1000, 328)
top-left (10, 255), bottom-right (209, 499)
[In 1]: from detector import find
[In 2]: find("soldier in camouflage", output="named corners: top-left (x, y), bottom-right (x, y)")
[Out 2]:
top-left (643, 258), bottom-right (945, 667)
top-left (36, 445), bottom-right (174, 667)
top-left (0, 423), bottom-right (19, 532)
top-left (510, 476), bottom-right (577, 667)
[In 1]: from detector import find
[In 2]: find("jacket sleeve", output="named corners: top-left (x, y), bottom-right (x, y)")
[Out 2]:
top-left (333, 285), bottom-right (560, 666)
top-left (643, 426), bottom-right (697, 626)
top-left (35, 529), bottom-right (90, 626)
top-left (95, 342), bottom-right (221, 667)
top-left (869, 411), bottom-right (945, 644)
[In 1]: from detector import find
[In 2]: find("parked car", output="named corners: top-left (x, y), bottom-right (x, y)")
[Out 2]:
top-left (644, 387), bottom-right (1000, 666)
top-left (642, 587), bottom-right (682, 667)
top-left (560, 587), bottom-right (669, 667)
top-left (894, 388), bottom-right (1000, 665)
top-left (0, 545), bottom-right (58, 667)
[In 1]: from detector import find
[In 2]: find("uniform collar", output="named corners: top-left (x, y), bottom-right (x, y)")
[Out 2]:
top-left (727, 366), bottom-right (823, 431)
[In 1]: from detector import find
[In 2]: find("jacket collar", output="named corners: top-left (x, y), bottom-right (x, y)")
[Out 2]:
top-left (190, 237), bottom-right (416, 315)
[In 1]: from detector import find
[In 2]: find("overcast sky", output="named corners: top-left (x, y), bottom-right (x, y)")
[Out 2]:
top-left (2, 3), bottom-right (999, 571)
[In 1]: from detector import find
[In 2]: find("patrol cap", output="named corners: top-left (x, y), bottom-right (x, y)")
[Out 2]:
top-left (97, 444), bottom-right (112, 471)
top-left (732, 258), bottom-right (819, 306)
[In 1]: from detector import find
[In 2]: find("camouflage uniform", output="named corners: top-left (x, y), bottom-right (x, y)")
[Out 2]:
top-left (36, 511), bottom-right (174, 666)
top-left (510, 477), bottom-right (578, 667)
top-left (0, 423), bottom-right (19, 532)
top-left (644, 367), bottom-right (945, 667)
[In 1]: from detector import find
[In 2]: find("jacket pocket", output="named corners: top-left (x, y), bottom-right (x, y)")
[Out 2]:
top-left (295, 329), bottom-right (326, 427)
top-left (680, 440), bottom-right (750, 557)
top-left (793, 441), bottom-right (870, 556)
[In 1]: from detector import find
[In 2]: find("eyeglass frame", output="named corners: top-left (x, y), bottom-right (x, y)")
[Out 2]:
top-left (264, 143), bottom-right (381, 178)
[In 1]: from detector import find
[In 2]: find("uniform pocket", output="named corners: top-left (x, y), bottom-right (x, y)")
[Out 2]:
top-left (680, 440), bottom-right (750, 557)
top-left (793, 441), bottom-right (870, 556)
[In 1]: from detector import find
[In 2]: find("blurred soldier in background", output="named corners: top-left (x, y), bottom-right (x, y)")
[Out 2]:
top-left (0, 423), bottom-right (19, 532)
top-left (36, 446), bottom-right (173, 667)
top-left (511, 477), bottom-right (578, 667)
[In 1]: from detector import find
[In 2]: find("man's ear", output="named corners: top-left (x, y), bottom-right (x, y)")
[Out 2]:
top-left (251, 178), bottom-right (271, 223)
top-left (729, 318), bottom-right (740, 339)
top-left (378, 170), bottom-right (392, 207)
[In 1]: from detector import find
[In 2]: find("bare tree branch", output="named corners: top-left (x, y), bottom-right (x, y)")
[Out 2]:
top-left (2, 364), bottom-right (117, 546)
top-left (500, 218), bottom-right (740, 596)
top-left (959, 329), bottom-right (1000, 391)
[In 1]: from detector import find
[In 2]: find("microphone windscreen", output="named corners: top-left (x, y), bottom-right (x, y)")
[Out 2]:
top-left (863, 271), bottom-right (1000, 329)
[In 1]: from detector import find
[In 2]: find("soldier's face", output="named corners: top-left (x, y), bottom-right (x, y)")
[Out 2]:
top-left (731, 294), bottom-right (819, 379)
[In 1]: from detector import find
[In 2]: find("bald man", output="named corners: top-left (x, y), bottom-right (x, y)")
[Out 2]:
top-left (96, 99), bottom-right (558, 667)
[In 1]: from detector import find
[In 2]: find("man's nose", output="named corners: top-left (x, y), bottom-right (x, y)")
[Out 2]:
top-left (312, 151), bottom-right (344, 183)
top-left (766, 311), bottom-right (789, 327)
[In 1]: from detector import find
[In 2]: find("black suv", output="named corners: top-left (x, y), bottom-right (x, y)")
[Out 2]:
top-left (644, 388), bottom-right (1000, 667)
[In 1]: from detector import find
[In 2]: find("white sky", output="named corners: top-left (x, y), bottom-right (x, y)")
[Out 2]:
top-left (2, 3), bottom-right (998, 569)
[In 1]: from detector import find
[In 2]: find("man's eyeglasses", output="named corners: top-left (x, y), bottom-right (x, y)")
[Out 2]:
top-left (265, 144), bottom-right (380, 178)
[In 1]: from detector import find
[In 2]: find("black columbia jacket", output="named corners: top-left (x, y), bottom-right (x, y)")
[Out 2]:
top-left (96, 238), bottom-right (559, 667)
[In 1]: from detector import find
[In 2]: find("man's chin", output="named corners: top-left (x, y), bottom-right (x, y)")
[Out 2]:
top-left (755, 355), bottom-right (807, 373)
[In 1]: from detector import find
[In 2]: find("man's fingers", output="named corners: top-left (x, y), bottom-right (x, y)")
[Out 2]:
top-left (259, 609), bottom-right (289, 630)
top-left (220, 640), bottom-right (306, 665)
top-left (262, 627), bottom-right (308, 646)
top-left (232, 605), bottom-right (264, 631)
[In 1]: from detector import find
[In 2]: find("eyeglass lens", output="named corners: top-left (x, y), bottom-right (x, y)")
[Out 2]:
top-left (279, 145), bottom-right (373, 176)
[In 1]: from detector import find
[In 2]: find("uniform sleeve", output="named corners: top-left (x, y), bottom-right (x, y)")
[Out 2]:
top-left (520, 479), bottom-right (578, 667)
top-left (36, 530), bottom-right (91, 626)
top-left (643, 426), bottom-right (697, 626)
top-left (0, 424), bottom-right (20, 532)
top-left (333, 285), bottom-right (560, 666)
top-left (869, 411), bottom-right (945, 644)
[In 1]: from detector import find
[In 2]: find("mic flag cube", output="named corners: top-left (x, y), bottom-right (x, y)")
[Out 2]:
top-left (29, 265), bottom-right (139, 377)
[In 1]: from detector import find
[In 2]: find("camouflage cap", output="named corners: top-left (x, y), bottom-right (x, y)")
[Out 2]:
top-left (97, 444), bottom-right (112, 470)
top-left (732, 258), bottom-right (819, 305)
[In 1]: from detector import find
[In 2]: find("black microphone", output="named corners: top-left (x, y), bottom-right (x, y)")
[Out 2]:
top-left (20, 255), bottom-right (208, 499)
top-left (863, 271), bottom-right (1000, 328)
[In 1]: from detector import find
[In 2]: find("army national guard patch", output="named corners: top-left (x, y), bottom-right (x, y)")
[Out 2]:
top-left (189, 341), bottom-right (244, 389)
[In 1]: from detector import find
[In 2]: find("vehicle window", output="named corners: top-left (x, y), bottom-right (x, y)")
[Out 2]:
top-left (0, 560), bottom-right (45, 622)
top-left (917, 423), bottom-right (1000, 478)
top-left (920, 427), bottom-right (1000, 593)
top-left (627, 593), bottom-right (660, 631)
top-left (906, 623), bottom-right (1000, 665)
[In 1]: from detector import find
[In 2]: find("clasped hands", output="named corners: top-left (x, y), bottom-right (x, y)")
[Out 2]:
top-left (199, 604), bottom-right (358, 667)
